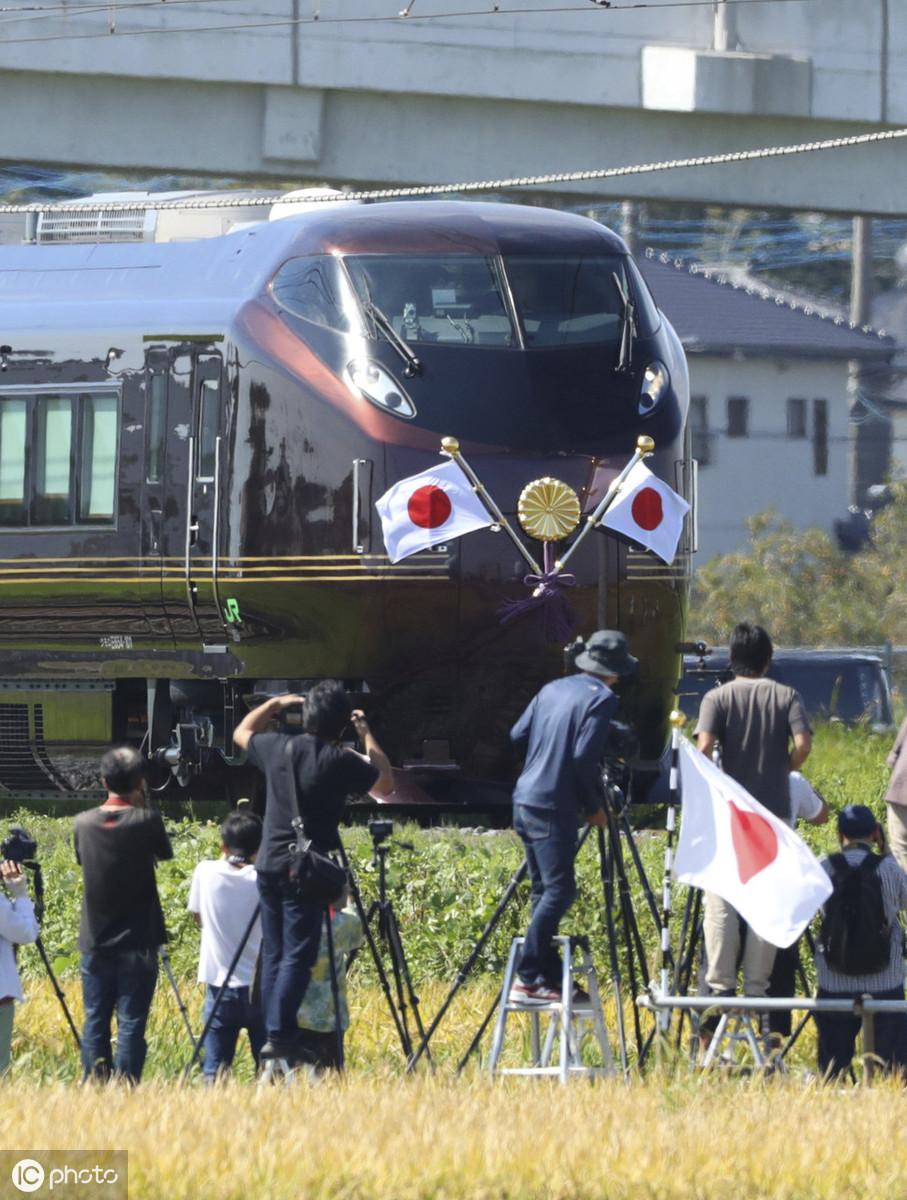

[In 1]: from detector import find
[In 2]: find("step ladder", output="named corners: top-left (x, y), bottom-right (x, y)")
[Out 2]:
top-left (488, 935), bottom-right (615, 1083)
top-left (699, 1009), bottom-right (777, 1073)
top-left (258, 1053), bottom-right (319, 1085)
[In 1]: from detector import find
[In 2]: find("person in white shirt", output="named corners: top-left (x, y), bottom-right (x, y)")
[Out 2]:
top-left (0, 859), bottom-right (40, 1074)
top-left (188, 810), bottom-right (265, 1080)
top-left (765, 771), bottom-right (829, 1041)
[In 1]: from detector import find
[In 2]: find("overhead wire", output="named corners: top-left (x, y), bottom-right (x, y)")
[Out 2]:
top-left (1, 125), bottom-right (904, 214)
top-left (0, 0), bottom-right (815, 37)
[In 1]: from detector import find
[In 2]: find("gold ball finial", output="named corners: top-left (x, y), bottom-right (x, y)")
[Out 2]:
top-left (637, 435), bottom-right (655, 454)
top-left (441, 436), bottom-right (460, 455)
top-left (669, 710), bottom-right (686, 728)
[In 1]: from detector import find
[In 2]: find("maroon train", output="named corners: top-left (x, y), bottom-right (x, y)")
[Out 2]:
top-left (0, 195), bottom-right (691, 806)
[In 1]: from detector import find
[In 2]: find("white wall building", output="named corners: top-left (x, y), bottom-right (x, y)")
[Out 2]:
top-left (639, 254), bottom-right (896, 560)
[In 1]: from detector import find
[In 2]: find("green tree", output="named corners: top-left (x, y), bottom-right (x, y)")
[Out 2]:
top-left (687, 488), bottom-right (907, 646)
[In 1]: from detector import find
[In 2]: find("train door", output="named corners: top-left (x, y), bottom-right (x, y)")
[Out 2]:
top-left (150, 345), bottom-right (227, 645)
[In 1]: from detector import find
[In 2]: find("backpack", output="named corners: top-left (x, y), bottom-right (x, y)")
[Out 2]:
top-left (818, 851), bottom-right (891, 976)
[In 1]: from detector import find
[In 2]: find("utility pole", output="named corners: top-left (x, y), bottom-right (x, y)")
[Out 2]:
top-left (847, 215), bottom-right (890, 508)
top-left (620, 200), bottom-right (641, 258)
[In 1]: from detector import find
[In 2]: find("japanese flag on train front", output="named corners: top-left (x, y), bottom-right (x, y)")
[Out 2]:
top-left (673, 738), bottom-right (832, 947)
top-left (600, 460), bottom-right (689, 564)
top-left (376, 460), bottom-right (494, 563)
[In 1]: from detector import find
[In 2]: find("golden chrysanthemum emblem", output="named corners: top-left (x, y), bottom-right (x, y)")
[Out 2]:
top-left (517, 477), bottom-right (581, 542)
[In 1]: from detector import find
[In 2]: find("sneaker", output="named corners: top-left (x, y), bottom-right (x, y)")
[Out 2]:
top-left (508, 979), bottom-right (561, 1006)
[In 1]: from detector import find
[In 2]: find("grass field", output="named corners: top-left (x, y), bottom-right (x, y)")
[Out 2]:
top-left (0, 723), bottom-right (902, 1198)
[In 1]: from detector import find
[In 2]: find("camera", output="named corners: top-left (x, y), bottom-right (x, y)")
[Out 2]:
top-left (605, 720), bottom-right (638, 763)
top-left (1, 825), bottom-right (37, 865)
top-left (368, 819), bottom-right (393, 845)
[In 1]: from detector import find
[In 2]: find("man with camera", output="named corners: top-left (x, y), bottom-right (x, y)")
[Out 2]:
top-left (509, 630), bottom-right (638, 1005)
top-left (233, 681), bottom-right (393, 1063)
top-left (74, 745), bottom-right (173, 1083)
top-left (0, 846), bottom-right (40, 1074)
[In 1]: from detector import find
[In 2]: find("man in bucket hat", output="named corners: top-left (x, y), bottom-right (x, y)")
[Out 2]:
top-left (508, 630), bottom-right (637, 1005)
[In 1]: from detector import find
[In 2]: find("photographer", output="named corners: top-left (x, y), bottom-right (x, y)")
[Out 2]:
top-left (0, 858), bottom-right (39, 1074)
top-left (508, 630), bottom-right (637, 1005)
top-left (74, 745), bottom-right (173, 1084)
top-left (233, 682), bottom-right (393, 1064)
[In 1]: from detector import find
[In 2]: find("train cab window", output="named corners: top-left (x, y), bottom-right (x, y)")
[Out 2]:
top-left (504, 255), bottom-right (626, 347)
top-left (271, 256), bottom-right (352, 333)
top-left (0, 389), bottom-right (119, 528)
top-left (345, 255), bottom-right (516, 348)
top-left (78, 394), bottom-right (118, 522)
top-left (33, 395), bottom-right (73, 524)
top-left (197, 378), bottom-right (219, 480)
top-left (0, 397), bottom-right (27, 526)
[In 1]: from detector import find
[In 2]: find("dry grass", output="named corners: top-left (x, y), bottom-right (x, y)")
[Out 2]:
top-left (2, 1074), bottom-right (907, 1200)
top-left (1, 978), bottom-right (899, 1199)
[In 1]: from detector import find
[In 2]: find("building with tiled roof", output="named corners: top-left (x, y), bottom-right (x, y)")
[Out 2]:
top-left (638, 252), bottom-right (896, 559)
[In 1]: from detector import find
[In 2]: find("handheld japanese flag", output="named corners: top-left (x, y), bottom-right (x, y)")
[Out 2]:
top-left (376, 460), bottom-right (494, 563)
top-left (673, 738), bottom-right (832, 947)
top-left (600, 460), bottom-right (689, 563)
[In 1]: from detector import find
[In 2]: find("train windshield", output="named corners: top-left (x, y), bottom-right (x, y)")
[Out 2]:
top-left (503, 255), bottom-right (627, 348)
top-left (273, 252), bottom-right (634, 352)
top-left (344, 255), bottom-right (516, 347)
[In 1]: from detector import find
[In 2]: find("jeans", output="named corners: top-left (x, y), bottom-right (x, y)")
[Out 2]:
top-left (80, 948), bottom-right (159, 1083)
top-left (256, 868), bottom-right (323, 1042)
top-left (816, 985), bottom-right (907, 1079)
top-left (513, 805), bottom-right (578, 987)
top-left (202, 984), bottom-right (266, 1079)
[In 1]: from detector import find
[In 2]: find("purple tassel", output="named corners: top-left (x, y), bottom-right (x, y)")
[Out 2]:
top-left (498, 567), bottom-right (577, 643)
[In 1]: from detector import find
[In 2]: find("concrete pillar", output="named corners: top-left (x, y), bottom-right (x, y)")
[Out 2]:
top-left (712, 1), bottom-right (738, 53)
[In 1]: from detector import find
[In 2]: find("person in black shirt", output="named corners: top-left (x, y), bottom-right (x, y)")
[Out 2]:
top-left (234, 681), bottom-right (393, 1062)
top-left (74, 745), bottom-right (173, 1083)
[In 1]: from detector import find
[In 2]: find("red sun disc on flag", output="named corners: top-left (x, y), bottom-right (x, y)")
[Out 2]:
top-left (728, 800), bottom-right (778, 884)
top-left (407, 485), bottom-right (452, 529)
top-left (631, 487), bottom-right (664, 531)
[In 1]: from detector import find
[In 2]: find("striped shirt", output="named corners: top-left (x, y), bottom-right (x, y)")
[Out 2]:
top-left (816, 844), bottom-right (907, 993)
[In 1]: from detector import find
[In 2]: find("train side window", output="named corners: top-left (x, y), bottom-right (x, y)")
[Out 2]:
top-left (78, 393), bottom-right (118, 522)
top-left (147, 372), bottom-right (167, 483)
top-left (33, 395), bottom-right (73, 524)
top-left (271, 256), bottom-right (351, 332)
top-left (197, 378), bottom-right (219, 480)
top-left (0, 397), bottom-right (27, 526)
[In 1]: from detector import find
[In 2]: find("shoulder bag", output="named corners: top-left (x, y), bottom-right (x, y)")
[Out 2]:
top-left (284, 741), bottom-right (347, 904)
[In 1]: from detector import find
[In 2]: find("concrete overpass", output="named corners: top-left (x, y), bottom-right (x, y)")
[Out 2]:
top-left (0, 0), bottom-right (905, 213)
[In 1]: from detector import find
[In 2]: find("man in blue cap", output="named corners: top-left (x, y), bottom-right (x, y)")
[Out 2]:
top-left (508, 630), bottom-right (637, 1005)
top-left (814, 803), bottom-right (907, 1078)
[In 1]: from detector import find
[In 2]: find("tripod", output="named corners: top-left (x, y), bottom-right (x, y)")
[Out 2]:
top-left (340, 825), bottom-right (430, 1065)
top-left (159, 944), bottom-right (200, 1057)
top-left (20, 860), bottom-right (82, 1053)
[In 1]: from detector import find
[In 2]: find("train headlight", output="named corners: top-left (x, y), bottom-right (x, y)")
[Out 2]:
top-left (639, 360), bottom-right (669, 417)
top-left (347, 359), bottom-right (416, 419)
